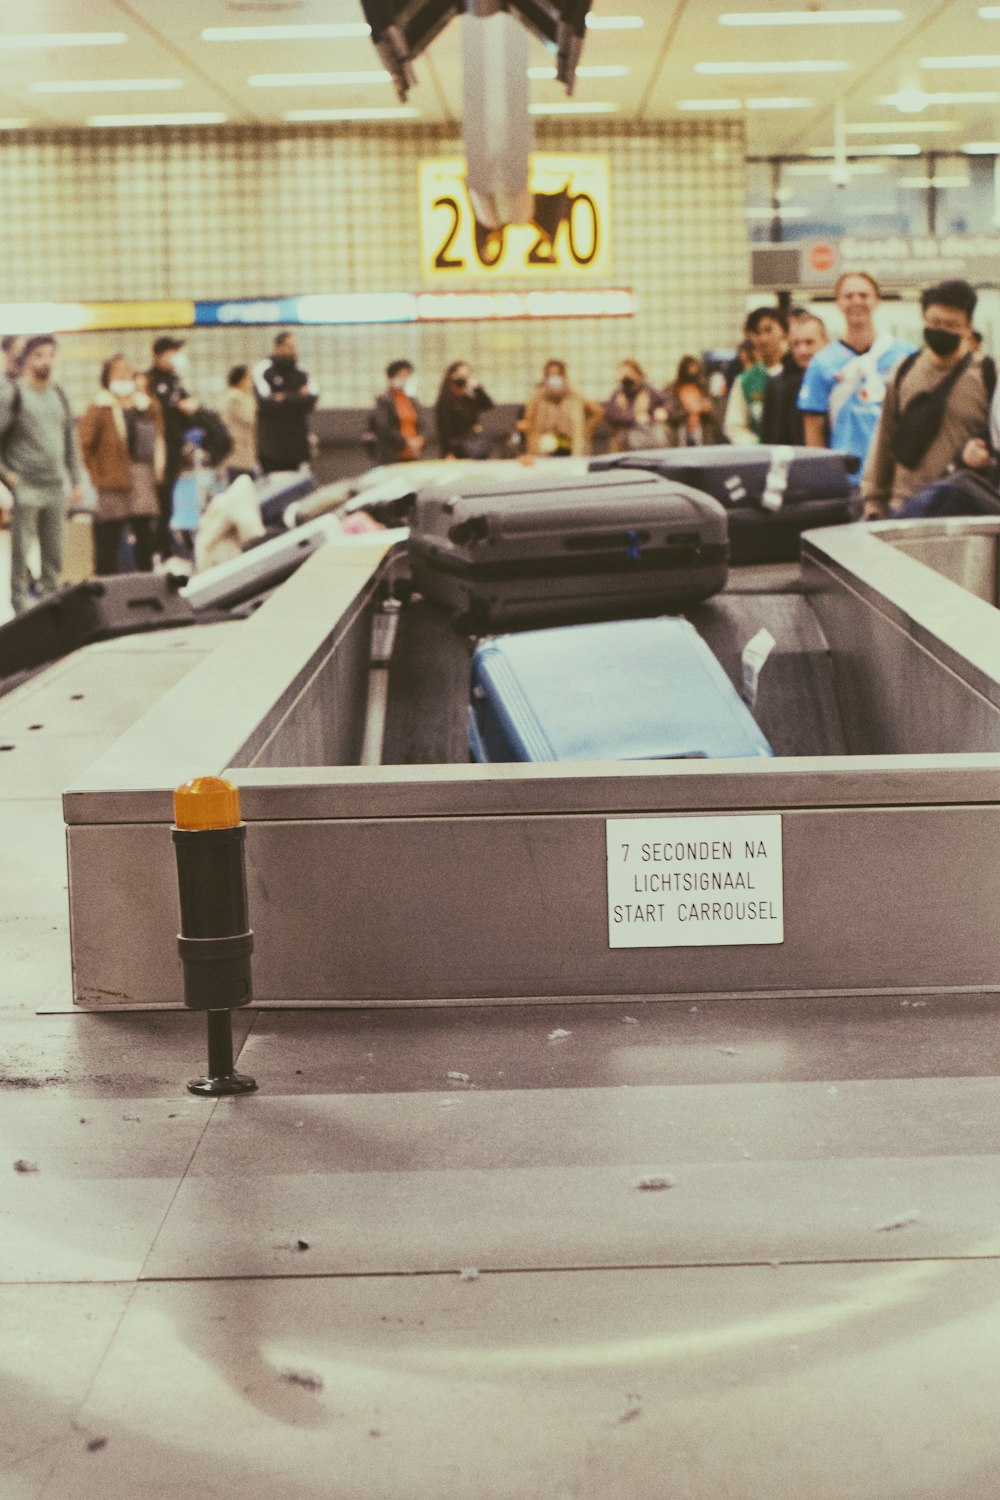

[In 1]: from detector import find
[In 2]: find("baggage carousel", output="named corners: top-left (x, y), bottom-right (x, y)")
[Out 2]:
top-left (5, 518), bottom-right (1000, 1498)
top-left (54, 514), bottom-right (1000, 1009)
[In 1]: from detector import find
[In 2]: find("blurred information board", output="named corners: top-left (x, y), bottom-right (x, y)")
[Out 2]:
top-left (419, 154), bottom-right (613, 282)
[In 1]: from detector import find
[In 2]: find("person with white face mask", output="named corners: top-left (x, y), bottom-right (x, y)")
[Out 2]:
top-left (79, 354), bottom-right (164, 574)
top-left (522, 359), bottom-right (603, 457)
top-left (368, 359), bottom-right (427, 466)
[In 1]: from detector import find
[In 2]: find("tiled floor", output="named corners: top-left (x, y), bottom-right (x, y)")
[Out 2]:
top-left (4, 578), bottom-right (1000, 1497)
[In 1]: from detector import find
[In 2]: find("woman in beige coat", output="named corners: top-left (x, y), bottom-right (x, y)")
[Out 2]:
top-left (79, 355), bottom-right (164, 573)
top-left (521, 359), bottom-right (603, 457)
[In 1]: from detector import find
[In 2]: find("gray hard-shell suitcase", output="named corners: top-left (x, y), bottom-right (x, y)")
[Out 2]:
top-left (408, 468), bottom-right (729, 629)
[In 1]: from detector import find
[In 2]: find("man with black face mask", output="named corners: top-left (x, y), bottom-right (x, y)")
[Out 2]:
top-left (862, 279), bottom-right (993, 518)
top-left (253, 331), bottom-right (318, 475)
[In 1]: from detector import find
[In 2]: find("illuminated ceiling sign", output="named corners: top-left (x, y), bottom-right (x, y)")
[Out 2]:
top-left (0, 286), bottom-right (634, 334)
top-left (419, 154), bottom-right (613, 282)
top-left (415, 289), bottom-right (635, 320)
top-left (0, 299), bottom-right (195, 333)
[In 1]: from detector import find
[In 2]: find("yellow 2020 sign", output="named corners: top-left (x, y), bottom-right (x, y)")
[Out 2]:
top-left (419, 154), bottom-right (612, 282)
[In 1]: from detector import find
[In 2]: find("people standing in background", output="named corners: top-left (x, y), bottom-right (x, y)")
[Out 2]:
top-left (662, 355), bottom-right (723, 447)
top-left (798, 270), bottom-right (916, 471)
top-left (2, 336), bottom-right (24, 382)
top-left (0, 338), bottom-right (23, 520)
top-left (220, 364), bottom-right (259, 484)
top-left (761, 312), bottom-right (829, 446)
top-left (603, 360), bottom-right (666, 452)
top-left (0, 335), bottom-right (83, 614)
top-left (369, 360), bottom-right (426, 466)
top-left (724, 307), bottom-right (793, 445)
top-left (253, 331), bottom-right (318, 475)
top-left (522, 359), bottom-right (603, 457)
top-left (79, 355), bottom-right (162, 575)
top-left (147, 335), bottom-right (197, 555)
top-left (862, 279), bottom-right (992, 518)
top-left (435, 361), bottom-right (495, 459)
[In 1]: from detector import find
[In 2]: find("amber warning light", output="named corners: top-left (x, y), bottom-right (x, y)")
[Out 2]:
top-left (173, 774), bottom-right (242, 831)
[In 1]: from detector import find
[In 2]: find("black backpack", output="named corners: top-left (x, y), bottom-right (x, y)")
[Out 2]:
top-left (891, 352), bottom-right (996, 471)
top-left (185, 406), bottom-right (233, 466)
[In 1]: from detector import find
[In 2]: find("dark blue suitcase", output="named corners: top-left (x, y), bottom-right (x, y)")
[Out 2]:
top-left (469, 618), bottom-right (774, 763)
top-left (590, 445), bottom-right (858, 564)
top-left (255, 470), bottom-right (318, 527)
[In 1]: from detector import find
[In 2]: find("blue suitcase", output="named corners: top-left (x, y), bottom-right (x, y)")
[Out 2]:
top-left (469, 618), bottom-right (774, 763)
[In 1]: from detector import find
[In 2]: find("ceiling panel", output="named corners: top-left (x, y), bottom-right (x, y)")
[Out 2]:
top-left (0, 0), bottom-right (989, 159)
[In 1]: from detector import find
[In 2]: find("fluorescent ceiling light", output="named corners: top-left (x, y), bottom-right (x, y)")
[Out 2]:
top-left (721, 8), bottom-right (901, 21)
top-left (528, 64), bottom-right (628, 78)
top-left (980, 6), bottom-right (1000, 14)
top-left (677, 98), bottom-right (741, 110)
top-left (846, 119), bottom-right (958, 132)
top-left (745, 207), bottom-right (809, 218)
top-left (880, 90), bottom-right (1000, 106)
top-left (696, 60), bottom-right (850, 74)
top-left (286, 107), bottom-right (418, 122)
top-left (808, 143), bottom-right (920, 155)
top-left (202, 24), bottom-right (372, 41)
top-left (585, 15), bottom-right (643, 28)
top-left (88, 113), bottom-right (227, 127)
top-left (786, 160), bottom-right (888, 174)
top-left (0, 31), bottom-right (127, 49)
top-left (249, 71), bottom-right (390, 86)
top-left (899, 174), bottom-right (970, 187)
top-left (963, 140), bottom-right (1000, 152)
top-left (529, 101), bottom-right (617, 115)
top-left (921, 56), bottom-right (1000, 69)
top-left (745, 96), bottom-right (814, 109)
top-left (31, 78), bottom-right (182, 94)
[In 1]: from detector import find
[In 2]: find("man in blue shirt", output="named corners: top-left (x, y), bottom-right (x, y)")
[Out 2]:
top-left (798, 270), bottom-right (915, 471)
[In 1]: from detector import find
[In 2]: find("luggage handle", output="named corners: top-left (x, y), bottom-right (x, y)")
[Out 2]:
top-left (564, 529), bottom-right (651, 552)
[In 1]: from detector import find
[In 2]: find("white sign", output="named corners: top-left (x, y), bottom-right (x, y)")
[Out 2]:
top-left (606, 815), bottom-right (784, 949)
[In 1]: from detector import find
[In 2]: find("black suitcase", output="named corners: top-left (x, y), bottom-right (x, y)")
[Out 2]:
top-left (0, 574), bottom-right (196, 678)
top-left (408, 468), bottom-right (729, 630)
top-left (590, 445), bottom-right (859, 564)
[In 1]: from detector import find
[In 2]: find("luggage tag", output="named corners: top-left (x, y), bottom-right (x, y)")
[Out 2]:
top-left (761, 446), bottom-right (794, 512)
top-left (741, 627), bottom-right (777, 709)
top-left (723, 474), bottom-right (747, 507)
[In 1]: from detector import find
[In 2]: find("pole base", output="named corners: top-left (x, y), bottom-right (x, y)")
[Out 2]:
top-left (187, 1070), bottom-right (258, 1097)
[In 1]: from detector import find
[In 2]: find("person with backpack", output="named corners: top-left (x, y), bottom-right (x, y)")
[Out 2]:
top-left (861, 280), bottom-right (994, 519)
top-left (0, 335), bottom-right (84, 614)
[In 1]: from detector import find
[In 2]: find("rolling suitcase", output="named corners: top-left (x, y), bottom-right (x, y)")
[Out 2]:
top-left (409, 468), bottom-right (729, 630)
top-left (255, 470), bottom-right (318, 527)
top-left (469, 617), bottom-right (774, 763)
top-left (183, 515), bottom-right (341, 612)
top-left (0, 574), bottom-right (196, 678)
top-left (590, 445), bottom-right (859, 565)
